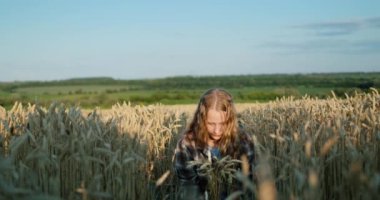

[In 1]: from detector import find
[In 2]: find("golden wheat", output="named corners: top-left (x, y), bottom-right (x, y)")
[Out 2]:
top-left (0, 89), bottom-right (379, 199)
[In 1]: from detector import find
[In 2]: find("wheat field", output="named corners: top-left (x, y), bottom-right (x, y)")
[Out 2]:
top-left (0, 89), bottom-right (379, 200)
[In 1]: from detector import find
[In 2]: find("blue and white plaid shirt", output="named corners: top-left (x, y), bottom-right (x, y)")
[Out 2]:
top-left (174, 130), bottom-right (256, 199)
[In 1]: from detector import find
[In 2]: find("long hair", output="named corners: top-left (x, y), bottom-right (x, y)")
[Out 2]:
top-left (185, 88), bottom-right (239, 155)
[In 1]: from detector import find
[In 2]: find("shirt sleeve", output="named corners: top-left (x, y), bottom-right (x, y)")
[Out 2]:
top-left (239, 131), bottom-right (256, 177)
top-left (174, 139), bottom-right (207, 200)
top-left (241, 133), bottom-right (257, 200)
top-left (174, 140), bottom-right (198, 182)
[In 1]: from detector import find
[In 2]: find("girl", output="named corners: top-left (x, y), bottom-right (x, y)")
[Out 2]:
top-left (174, 88), bottom-right (255, 199)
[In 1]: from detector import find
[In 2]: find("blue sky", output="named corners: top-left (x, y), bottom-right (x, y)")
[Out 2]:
top-left (0, 0), bottom-right (379, 81)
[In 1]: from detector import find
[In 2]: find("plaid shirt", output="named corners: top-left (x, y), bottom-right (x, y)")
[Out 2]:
top-left (174, 130), bottom-right (255, 199)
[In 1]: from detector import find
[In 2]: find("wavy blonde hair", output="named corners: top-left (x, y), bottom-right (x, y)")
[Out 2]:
top-left (185, 88), bottom-right (238, 155)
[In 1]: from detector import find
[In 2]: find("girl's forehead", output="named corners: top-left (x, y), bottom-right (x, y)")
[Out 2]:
top-left (206, 109), bottom-right (227, 122)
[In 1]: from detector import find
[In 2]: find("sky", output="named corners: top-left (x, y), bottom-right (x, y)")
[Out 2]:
top-left (0, 0), bottom-right (379, 82)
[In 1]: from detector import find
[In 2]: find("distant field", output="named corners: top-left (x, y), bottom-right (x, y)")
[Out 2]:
top-left (0, 73), bottom-right (379, 109)
top-left (14, 85), bottom-right (132, 94)
top-left (0, 86), bottom-right (333, 109)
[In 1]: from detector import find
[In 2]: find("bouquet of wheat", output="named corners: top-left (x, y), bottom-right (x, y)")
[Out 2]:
top-left (188, 156), bottom-right (241, 199)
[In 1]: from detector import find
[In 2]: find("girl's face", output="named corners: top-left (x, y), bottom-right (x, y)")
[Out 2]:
top-left (206, 109), bottom-right (227, 147)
